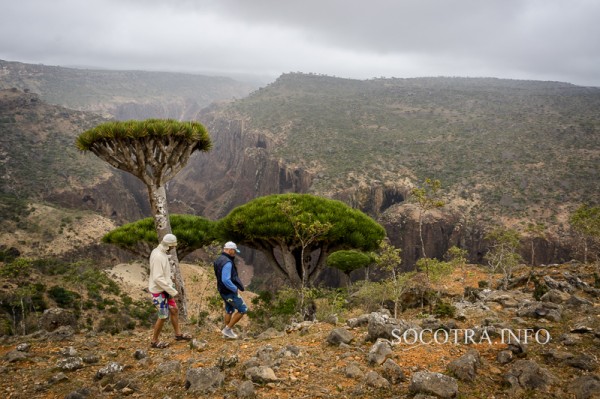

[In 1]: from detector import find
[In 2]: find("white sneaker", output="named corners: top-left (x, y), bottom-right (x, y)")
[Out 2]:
top-left (222, 327), bottom-right (238, 339)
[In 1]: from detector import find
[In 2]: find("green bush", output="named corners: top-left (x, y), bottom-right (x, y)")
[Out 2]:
top-left (248, 289), bottom-right (299, 331)
top-left (126, 299), bottom-right (156, 327)
top-left (532, 277), bottom-right (549, 301)
top-left (351, 280), bottom-right (391, 312)
top-left (0, 258), bottom-right (32, 279)
top-left (434, 302), bottom-right (456, 318)
top-left (97, 314), bottom-right (136, 334)
top-left (48, 286), bottom-right (80, 308)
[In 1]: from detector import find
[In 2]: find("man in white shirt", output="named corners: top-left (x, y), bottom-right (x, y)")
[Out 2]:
top-left (148, 233), bottom-right (192, 348)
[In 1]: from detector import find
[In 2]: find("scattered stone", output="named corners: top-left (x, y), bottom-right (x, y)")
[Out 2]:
top-left (516, 301), bottom-right (562, 322)
top-left (59, 346), bottom-right (78, 357)
top-left (5, 350), bottom-right (28, 363)
top-left (64, 387), bottom-right (92, 399)
top-left (133, 349), bottom-right (147, 360)
top-left (237, 380), bottom-right (256, 398)
top-left (278, 345), bottom-right (301, 357)
top-left (564, 354), bottom-right (597, 371)
top-left (255, 345), bottom-right (274, 364)
top-left (566, 295), bottom-right (593, 307)
top-left (326, 328), bottom-right (354, 346)
top-left (506, 340), bottom-right (528, 357)
top-left (366, 312), bottom-right (418, 342)
top-left (245, 366), bottom-right (278, 384)
top-left (447, 349), bottom-right (481, 382)
top-left (82, 354), bottom-right (100, 364)
top-left (540, 289), bottom-right (570, 304)
top-left (191, 339), bottom-right (208, 350)
top-left (324, 314), bottom-right (338, 325)
top-left (543, 276), bottom-right (573, 293)
top-left (47, 372), bottom-right (69, 385)
top-left (216, 354), bottom-right (238, 369)
top-left (344, 362), bottom-right (364, 379)
top-left (367, 339), bottom-right (393, 366)
top-left (185, 367), bottom-right (224, 394)
top-left (497, 350), bottom-right (513, 364)
top-left (95, 362), bottom-right (124, 380)
top-left (382, 358), bottom-right (405, 384)
top-left (255, 327), bottom-right (285, 340)
top-left (558, 333), bottom-right (581, 346)
top-left (346, 314), bottom-right (370, 328)
top-left (16, 343), bottom-right (30, 352)
top-left (409, 371), bottom-right (459, 399)
top-left (364, 371), bottom-right (391, 389)
top-left (57, 357), bottom-right (84, 371)
top-left (157, 360), bottom-right (181, 374)
top-left (505, 359), bottom-right (555, 393)
top-left (39, 308), bottom-right (77, 332)
top-left (567, 375), bottom-right (600, 399)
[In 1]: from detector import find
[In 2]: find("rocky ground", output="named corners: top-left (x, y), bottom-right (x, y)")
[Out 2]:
top-left (1, 261), bottom-right (599, 399)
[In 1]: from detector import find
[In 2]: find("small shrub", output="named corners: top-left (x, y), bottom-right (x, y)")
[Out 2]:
top-left (127, 300), bottom-right (156, 327)
top-left (248, 289), bottom-right (298, 331)
top-left (0, 258), bottom-right (32, 279)
top-left (97, 314), bottom-right (136, 334)
top-left (478, 280), bottom-right (489, 288)
top-left (434, 302), bottom-right (456, 318)
top-left (47, 286), bottom-right (80, 308)
top-left (532, 277), bottom-right (549, 301)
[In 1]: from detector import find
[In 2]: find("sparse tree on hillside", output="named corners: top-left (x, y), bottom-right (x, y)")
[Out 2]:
top-left (76, 119), bottom-right (212, 319)
top-left (102, 214), bottom-right (217, 260)
top-left (570, 204), bottom-right (600, 265)
top-left (217, 193), bottom-right (386, 289)
top-left (373, 240), bottom-right (414, 318)
top-left (411, 178), bottom-right (445, 260)
top-left (326, 250), bottom-right (373, 292)
top-left (485, 227), bottom-right (522, 290)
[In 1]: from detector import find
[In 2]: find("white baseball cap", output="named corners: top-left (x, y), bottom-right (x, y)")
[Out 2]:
top-left (162, 233), bottom-right (178, 246)
top-left (224, 241), bottom-right (240, 253)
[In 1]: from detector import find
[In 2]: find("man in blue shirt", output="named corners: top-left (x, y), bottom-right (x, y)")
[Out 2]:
top-left (213, 241), bottom-right (248, 339)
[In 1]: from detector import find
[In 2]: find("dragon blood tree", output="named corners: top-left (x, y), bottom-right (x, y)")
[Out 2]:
top-left (76, 119), bottom-right (211, 319)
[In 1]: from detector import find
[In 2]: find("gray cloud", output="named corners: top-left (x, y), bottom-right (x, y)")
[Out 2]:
top-left (1, 0), bottom-right (599, 86)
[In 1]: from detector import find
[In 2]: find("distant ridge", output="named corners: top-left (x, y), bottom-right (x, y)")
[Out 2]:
top-left (0, 59), bottom-right (258, 119)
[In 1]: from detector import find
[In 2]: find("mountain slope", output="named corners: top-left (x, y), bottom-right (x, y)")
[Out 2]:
top-left (0, 59), bottom-right (257, 120)
top-left (0, 88), bottom-right (149, 224)
top-left (204, 73), bottom-right (600, 226)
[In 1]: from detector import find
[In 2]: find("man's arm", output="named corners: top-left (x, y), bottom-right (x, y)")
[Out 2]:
top-left (150, 256), bottom-right (178, 296)
top-left (221, 262), bottom-right (238, 294)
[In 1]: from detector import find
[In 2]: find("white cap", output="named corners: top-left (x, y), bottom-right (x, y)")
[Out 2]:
top-left (224, 241), bottom-right (240, 253)
top-left (162, 233), bottom-right (177, 246)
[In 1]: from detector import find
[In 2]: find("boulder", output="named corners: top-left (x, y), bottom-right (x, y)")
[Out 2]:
top-left (39, 308), bottom-right (77, 332)
top-left (447, 350), bottom-right (481, 382)
top-left (185, 367), bottom-right (224, 394)
top-left (409, 371), bottom-right (458, 398)
top-left (505, 360), bottom-right (555, 393)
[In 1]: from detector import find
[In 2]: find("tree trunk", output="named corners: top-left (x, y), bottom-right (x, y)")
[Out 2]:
top-left (280, 248), bottom-right (303, 288)
top-left (148, 184), bottom-right (188, 320)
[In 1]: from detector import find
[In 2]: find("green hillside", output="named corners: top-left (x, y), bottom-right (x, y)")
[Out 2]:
top-left (223, 73), bottom-right (600, 225)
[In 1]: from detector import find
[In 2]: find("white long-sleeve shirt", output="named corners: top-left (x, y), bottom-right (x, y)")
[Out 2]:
top-left (148, 244), bottom-right (178, 296)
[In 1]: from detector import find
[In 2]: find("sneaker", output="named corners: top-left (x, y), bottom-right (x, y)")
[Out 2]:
top-left (222, 327), bottom-right (238, 339)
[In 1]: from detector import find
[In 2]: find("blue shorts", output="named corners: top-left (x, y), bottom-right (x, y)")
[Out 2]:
top-left (222, 293), bottom-right (247, 314)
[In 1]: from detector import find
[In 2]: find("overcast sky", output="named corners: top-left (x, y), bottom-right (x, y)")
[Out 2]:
top-left (1, 0), bottom-right (599, 86)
